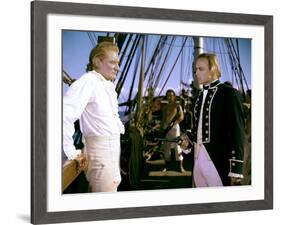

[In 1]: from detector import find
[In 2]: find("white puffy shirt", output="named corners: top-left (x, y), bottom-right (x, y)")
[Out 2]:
top-left (63, 70), bottom-right (125, 160)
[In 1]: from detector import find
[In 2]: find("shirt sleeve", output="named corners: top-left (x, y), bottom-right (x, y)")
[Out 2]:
top-left (63, 76), bottom-right (95, 160)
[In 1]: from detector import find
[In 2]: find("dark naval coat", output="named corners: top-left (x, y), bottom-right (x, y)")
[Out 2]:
top-left (189, 80), bottom-right (245, 186)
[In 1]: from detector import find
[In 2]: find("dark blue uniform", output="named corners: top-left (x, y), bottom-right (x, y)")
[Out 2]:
top-left (189, 80), bottom-right (245, 185)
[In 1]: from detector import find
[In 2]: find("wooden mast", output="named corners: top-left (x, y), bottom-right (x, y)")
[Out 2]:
top-left (192, 37), bottom-right (204, 90)
top-left (135, 35), bottom-right (146, 127)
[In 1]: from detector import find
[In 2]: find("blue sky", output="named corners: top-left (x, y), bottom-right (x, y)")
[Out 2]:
top-left (62, 30), bottom-right (251, 104)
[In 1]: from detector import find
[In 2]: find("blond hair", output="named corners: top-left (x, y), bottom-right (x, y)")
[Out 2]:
top-left (86, 41), bottom-right (119, 72)
top-left (197, 53), bottom-right (221, 79)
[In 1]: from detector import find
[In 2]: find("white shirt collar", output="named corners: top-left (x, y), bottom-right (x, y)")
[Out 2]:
top-left (205, 79), bottom-right (218, 86)
top-left (90, 70), bottom-right (107, 82)
top-left (90, 70), bottom-right (115, 88)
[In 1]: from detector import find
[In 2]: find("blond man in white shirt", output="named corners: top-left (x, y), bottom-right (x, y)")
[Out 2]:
top-left (63, 42), bottom-right (124, 192)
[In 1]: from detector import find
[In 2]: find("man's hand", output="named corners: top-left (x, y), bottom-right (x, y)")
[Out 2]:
top-left (74, 153), bottom-right (88, 173)
top-left (230, 177), bottom-right (242, 186)
top-left (179, 134), bottom-right (190, 150)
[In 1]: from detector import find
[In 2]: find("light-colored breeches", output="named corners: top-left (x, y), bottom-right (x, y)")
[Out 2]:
top-left (163, 123), bottom-right (183, 161)
top-left (84, 135), bottom-right (121, 192)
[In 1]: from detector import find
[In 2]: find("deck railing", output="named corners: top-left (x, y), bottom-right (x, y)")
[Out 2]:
top-left (62, 159), bottom-right (82, 192)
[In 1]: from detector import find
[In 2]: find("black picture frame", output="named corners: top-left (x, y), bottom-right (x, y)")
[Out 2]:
top-left (31, 0), bottom-right (273, 224)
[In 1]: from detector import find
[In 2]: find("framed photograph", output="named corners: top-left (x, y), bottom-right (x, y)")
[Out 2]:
top-left (31, 0), bottom-right (273, 224)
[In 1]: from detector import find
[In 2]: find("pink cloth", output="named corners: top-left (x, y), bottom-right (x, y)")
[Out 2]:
top-left (193, 143), bottom-right (223, 187)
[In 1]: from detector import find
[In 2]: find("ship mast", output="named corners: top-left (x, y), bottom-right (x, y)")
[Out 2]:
top-left (192, 36), bottom-right (204, 90)
top-left (135, 35), bottom-right (146, 127)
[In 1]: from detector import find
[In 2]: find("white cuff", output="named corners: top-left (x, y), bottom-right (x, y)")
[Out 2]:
top-left (118, 120), bottom-right (125, 134)
top-left (228, 172), bottom-right (244, 179)
top-left (182, 148), bottom-right (192, 154)
top-left (65, 149), bottom-right (81, 160)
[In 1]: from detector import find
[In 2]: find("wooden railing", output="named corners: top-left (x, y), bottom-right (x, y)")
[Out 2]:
top-left (62, 160), bottom-right (82, 192)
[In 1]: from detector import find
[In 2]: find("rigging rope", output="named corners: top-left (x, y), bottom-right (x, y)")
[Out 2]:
top-left (116, 35), bottom-right (141, 97)
top-left (87, 32), bottom-right (96, 47)
top-left (159, 37), bottom-right (188, 95)
top-left (154, 36), bottom-right (176, 95)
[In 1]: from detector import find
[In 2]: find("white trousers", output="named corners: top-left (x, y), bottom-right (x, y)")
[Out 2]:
top-left (193, 144), bottom-right (223, 187)
top-left (84, 135), bottom-right (121, 192)
top-left (163, 124), bottom-right (183, 161)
